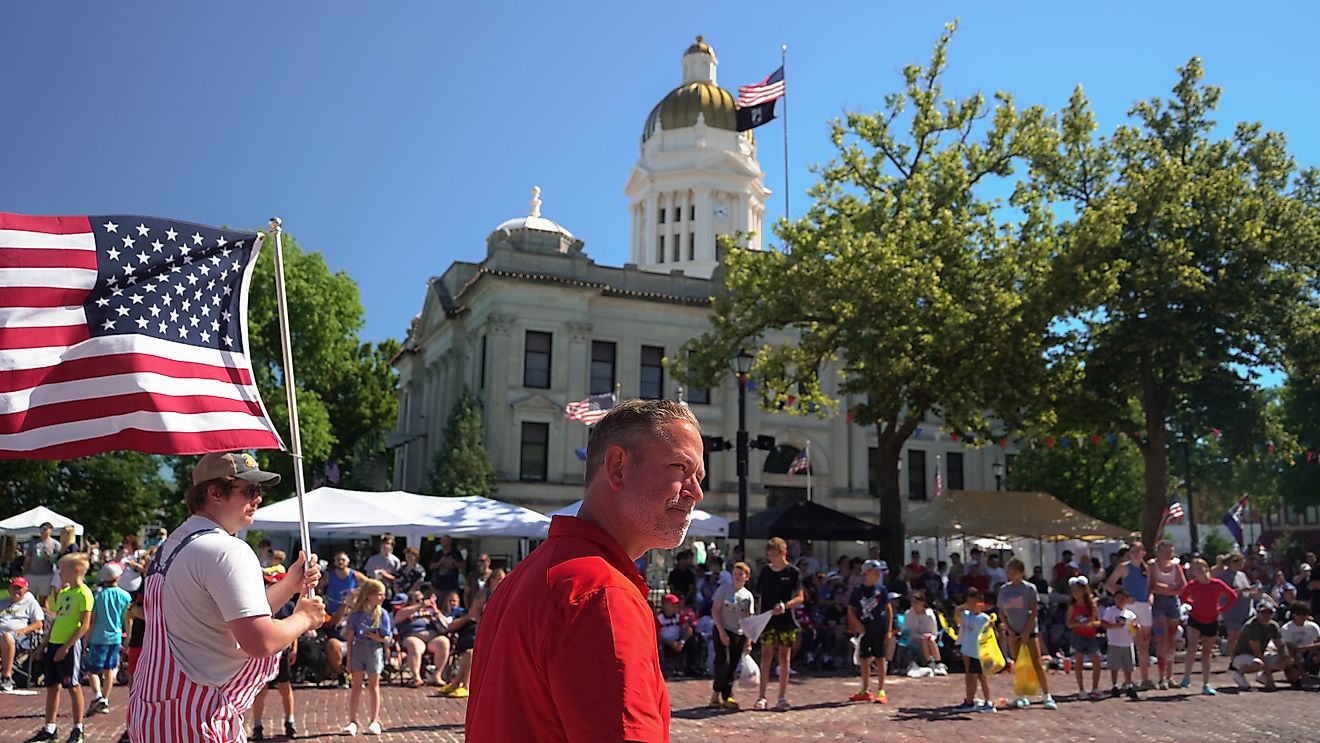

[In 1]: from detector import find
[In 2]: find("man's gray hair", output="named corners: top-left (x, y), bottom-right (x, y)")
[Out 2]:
top-left (585, 399), bottom-right (700, 485)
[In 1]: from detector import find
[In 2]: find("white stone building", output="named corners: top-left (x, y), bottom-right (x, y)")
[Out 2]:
top-left (393, 38), bottom-right (1009, 533)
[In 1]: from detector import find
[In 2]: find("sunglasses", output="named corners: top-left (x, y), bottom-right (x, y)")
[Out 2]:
top-left (229, 482), bottom-right (263, 500)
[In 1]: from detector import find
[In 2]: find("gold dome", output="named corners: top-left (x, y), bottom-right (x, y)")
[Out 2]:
top-left (641, 81), bottom-right (738, 142)
top-left (685, 35), bottom-right (715, 57)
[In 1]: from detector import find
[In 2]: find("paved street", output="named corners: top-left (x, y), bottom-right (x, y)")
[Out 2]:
top-left (1, 665), bottom-right (1316, 742)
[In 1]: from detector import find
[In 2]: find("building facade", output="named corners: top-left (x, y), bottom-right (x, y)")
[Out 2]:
top-left (393, 39), bottom-right (1010, 526)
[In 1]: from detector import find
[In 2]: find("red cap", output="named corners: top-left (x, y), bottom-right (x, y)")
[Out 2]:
top-left (662, 593), bottom-right (680, 605)
top-left (9, 577), bottom-right (28, 588)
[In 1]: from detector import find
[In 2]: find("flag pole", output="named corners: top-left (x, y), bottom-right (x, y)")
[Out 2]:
top-left (781, 43), bottom-right (790, 223)
top-left (805, 439), bottom-right (812, 502)
top-left (268, 217), bottom-right (312, 581)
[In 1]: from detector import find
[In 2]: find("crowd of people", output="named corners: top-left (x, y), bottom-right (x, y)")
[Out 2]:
top-left (654, 537), bottom-right (1320, 713)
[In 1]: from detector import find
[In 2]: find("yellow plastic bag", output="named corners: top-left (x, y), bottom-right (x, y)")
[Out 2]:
top-left (1012, 643), bottom-right (1040, 696)
top-left (977, 622), bottom-right (1006, 675)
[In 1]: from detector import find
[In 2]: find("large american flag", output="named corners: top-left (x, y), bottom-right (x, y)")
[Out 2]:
top-left (564, 393), bottom-right (614, 425)
top-left (737, 65), bottom-right (785, 107)
top-left (0, 212), bottom-right (282, 459)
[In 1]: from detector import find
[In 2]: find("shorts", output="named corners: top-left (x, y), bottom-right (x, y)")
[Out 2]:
top-left (761, 628), bottom-right (799, 648)
top-left (1129, 601), bottom-right (1153, 627)
top-left (455, 627), bottom-right (478, 654)
top-left (126, 645), bottom-right (142, 675)
top-left (1151, 595), bottom-right (1181, 621)
top-left (24, 575), bottom-right (52, 597)
top-left (962, 655), bottom-right (983, 675)
top-left (1187, 617), bottom-right (1219, 637)
top-left (42, 642), bottom-right (82, 688)
top-left (1232, 653), bottom-right (1285, 672)
top-left (349, 641), bottom-right (384, 675)
top-left (1070, 632), bottom-right (1100, 655)
top-left (268, 648), bottom-right (293, 687)
top-left (1107, 644), bottom-right (1134, 673)
top-left (857, 632), bottom-right (887, 659)
top-left (84, 643), bottom-right (121, 673)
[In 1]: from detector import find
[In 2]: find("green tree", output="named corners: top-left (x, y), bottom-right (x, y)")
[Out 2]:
top-left (427, 391), bottom-right (495, 497)
top-left (0, 453), bottom-right (175, 545)
top-left (677, 23), bottom-right (1060, 567)
top-left (1035, 58), bottom-right (1320, 548)
top-left (1008, 439), bottom-right (1147, 531)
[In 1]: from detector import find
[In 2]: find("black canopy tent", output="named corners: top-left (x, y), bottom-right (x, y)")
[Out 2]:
top-left (727, 500), bottom-right (885, 542)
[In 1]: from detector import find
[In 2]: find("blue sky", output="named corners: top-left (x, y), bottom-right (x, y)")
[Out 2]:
top-left (4, 2), bottom-right (1318, 343)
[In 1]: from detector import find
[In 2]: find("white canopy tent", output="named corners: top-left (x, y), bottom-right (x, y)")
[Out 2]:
top-left (247, 487), bottom-right (551, 541)
top-left (0, 506), bottom-right (84, 537)
top-left (545, 500), bottom-right (729, 538)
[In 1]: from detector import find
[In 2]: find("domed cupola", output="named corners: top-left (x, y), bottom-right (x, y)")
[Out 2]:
top-left (488, 187), bottom-right (581, 256)
top-left (641, 37), bottom-right (738, 144)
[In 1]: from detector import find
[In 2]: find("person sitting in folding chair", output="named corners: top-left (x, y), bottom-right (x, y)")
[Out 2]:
top-left (0, 577), bottom-right (45, 691)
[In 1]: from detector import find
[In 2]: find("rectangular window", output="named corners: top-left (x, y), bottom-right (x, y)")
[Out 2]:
top-left (687, 232), bottom-right (695, 261)
top-left (675, 205), bottom-right (682, 222)
top-left (1306, 506), bottom-right (1318, 525)
top-left (590, 341), bottom-right (616, 395)
top-left (907, 449), bottom-right (927, 501)
top-left (523, 330), bottom-right (551, 389)
top-left (519, 422), bottom-right (548, 482)
top-left (658, 208), bottom-right (666, 224)
top-left (689, 204), bottom-right (695, 221)
top-left (947, 452), bottom-right (964, 491)
top-left (479, 335), bottom-right (487, 389)
top-left (640, 345), bottom-right (664, 400)
top-left (657, 235), bottom-right (665, 263)
top-left (672, 236), bottom-right (680, 262)
top-left (1286, 504), bottom-right (1301, 526)
top-left (686, 385), bottom-right (710, 405)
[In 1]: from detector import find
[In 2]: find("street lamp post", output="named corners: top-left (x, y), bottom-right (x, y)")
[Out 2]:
top-left (992, 460), bottom-right (1005, 492)
top-left (734, 350), bottom-right (753, 559)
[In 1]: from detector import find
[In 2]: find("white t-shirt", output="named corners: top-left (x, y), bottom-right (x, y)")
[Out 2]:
top-left (1102, 605), bottom-right (1137, 647)
top-left (0, 592), bottom-right (43, 633)
top-left (903, 607), bottom-right (937, 636)
top-left (160, 515), bottom-right (271, 687)
top-left (1281, 619), bottom-right (1320, 649)
top-left (363, 552), bottom-right (401, 582)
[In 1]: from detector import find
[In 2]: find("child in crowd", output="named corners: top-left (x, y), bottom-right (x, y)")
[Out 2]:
top-left (903, 591), bottom-right (947, 675)
top-left (955, 588), bottom-right (995, 713)
top-left (1281, 602), bottom-right (1320, 685)
top-left (83, 562), bottom-right (131, 717)
top-left (998, 558), bottom-right (1056, 709)
top-left (847, 560), bottom-right (893, 704)
top-left (1066, 576), bottom-right (1103, 699)
top-left (754, 537), bottom-right (804, 711)
top-left (709, 561), bottom-right (754, 709)
top-left (343, 579), bottom-right (393, 737)
top-left (26, 553), bottom-right (94, 743)
top-left (1101, 587), bottom-right (1140, 700)
top-left (1178, 557), bottom-right (1236, 695)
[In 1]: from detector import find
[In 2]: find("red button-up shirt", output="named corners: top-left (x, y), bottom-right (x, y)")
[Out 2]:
top-left (466, 515), bottom-right (669, 742)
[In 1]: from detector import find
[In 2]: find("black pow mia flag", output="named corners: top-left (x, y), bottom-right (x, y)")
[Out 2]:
top-left (736, 100), bottom-right (777, 132)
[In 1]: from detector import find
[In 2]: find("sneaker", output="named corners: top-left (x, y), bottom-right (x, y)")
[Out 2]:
top-left (251, 724), bottom-right (265, 741)
top-left (24, 730), bottom-right (58, 743)
top-left (1109, 686), bottom-right (1120, 698)
top-left (976, 700), bottom-right (997, 713)
top-left (849, 690), bottom-right (874, 702)
top-left (1202, 684), bottom-right (1217, 696)
top-left (0, 677), bottom-right (13, 692)
top-left (1232, 669), bottom-right (1249, 689)
top-left (775, 697), bottom-right (790, 711)
top-left (1138, 679), bottom-right (1155, 691)
top-left (1126, 685), bottom-right (1140, 701)
top-left (285, 720), bottom-right (298, 738)
top-left (1156, 679), bottom-right (1168, 691)
top-left (954, 700), bottom-right (978, 712)
top-left (90, 697), bottom-right (110, 715)
top-left (364, 721), bottom-right (382, 736)
top-left (934, 663), bottom-right (949, 676)
top-left (1043, 695), bottom-right (1058, 710)
top-left (342, 722), bottom-right (359, 736)
top-left (1178, 676), bottom-right (1191, 688)
top-left (709, 691), bottom-right (724, 708)
top-left (874, 689), bottom-right (887, 704)
top-left (445, 686), bottom-right (469, 698)
top-left (1013, 697), bottom-right (1029, 709)
top-left (753, 698), bottom-right (768, 711)
top-left (64, 730), bottom-right (84, 743)
top-left (722, 696), bottom-right (739, 710)
top-left (337, 674), bottom-right (350, 689)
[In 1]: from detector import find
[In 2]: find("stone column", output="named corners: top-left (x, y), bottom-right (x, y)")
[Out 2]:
top-left (485, 314), bottom-right (516, 480)
top-left (564, 321), bottom-right (593, 484)
top-left (695, 188), bottom-right (713, 262)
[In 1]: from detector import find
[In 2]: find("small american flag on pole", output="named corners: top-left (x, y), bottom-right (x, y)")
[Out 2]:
top-left (737, 65), bottom-right (785, 107)
top-left (932, 468), bottom-right (943, 500)
top-left (1157, 497), bottom-right (1185, 534)
top-left (564, 393), bottom-right (614, 425)
top-left (784, 448), bottom-right (808, 483)
top-left (0, 212), bottom-right (281, 459)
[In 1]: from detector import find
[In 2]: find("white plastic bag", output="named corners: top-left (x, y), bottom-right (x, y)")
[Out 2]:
top-left (739, 610), bottom-right (774, 643)
top-left (737, 654), bottom-right (760, 688)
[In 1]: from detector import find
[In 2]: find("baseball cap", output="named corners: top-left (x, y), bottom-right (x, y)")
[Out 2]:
top-left (877, 560), bottom-right (889, 572)
top-left (8, 577), bottom-right (28, 589)
top-left (192, 452), bottom-right (281, 486)
top-left (98, 562), bottom-right (124, 583)
top-left (1301, 563), bottom-right (1312, 573)
top-left (661, 593), bottom-right (680, 605)
top-left (862, 559), bottom-right (884, 573)
top-left (1255, 599), bottom-right (1276, 613)
top-left (1069, 575), bottom-right (1089, 587)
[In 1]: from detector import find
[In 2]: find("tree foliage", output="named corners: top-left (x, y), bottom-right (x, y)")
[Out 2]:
top-left (677, 23), bottom-right (1060, 567)
top-left (1009, 440), bottom-right (1147, 532)
top-left (427, 391), bottom-right (495, 497)
top-left (1034, 58), bottom-right (1320, 547)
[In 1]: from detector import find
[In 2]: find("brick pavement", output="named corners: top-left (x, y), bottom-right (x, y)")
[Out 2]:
top-left (0, 666), bottom-right (1315, 742)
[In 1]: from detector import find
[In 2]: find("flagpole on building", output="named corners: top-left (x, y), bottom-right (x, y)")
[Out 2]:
top-left (268, 218), bottom-right (313, 583)
top-left (781, 43), bottom-right (790, 222)
top-left (805, 439), bottom-right (812, 502)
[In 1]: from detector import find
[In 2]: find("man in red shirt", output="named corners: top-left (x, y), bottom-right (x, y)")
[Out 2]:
top-left (466, 399), bottom-right (705, 742)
